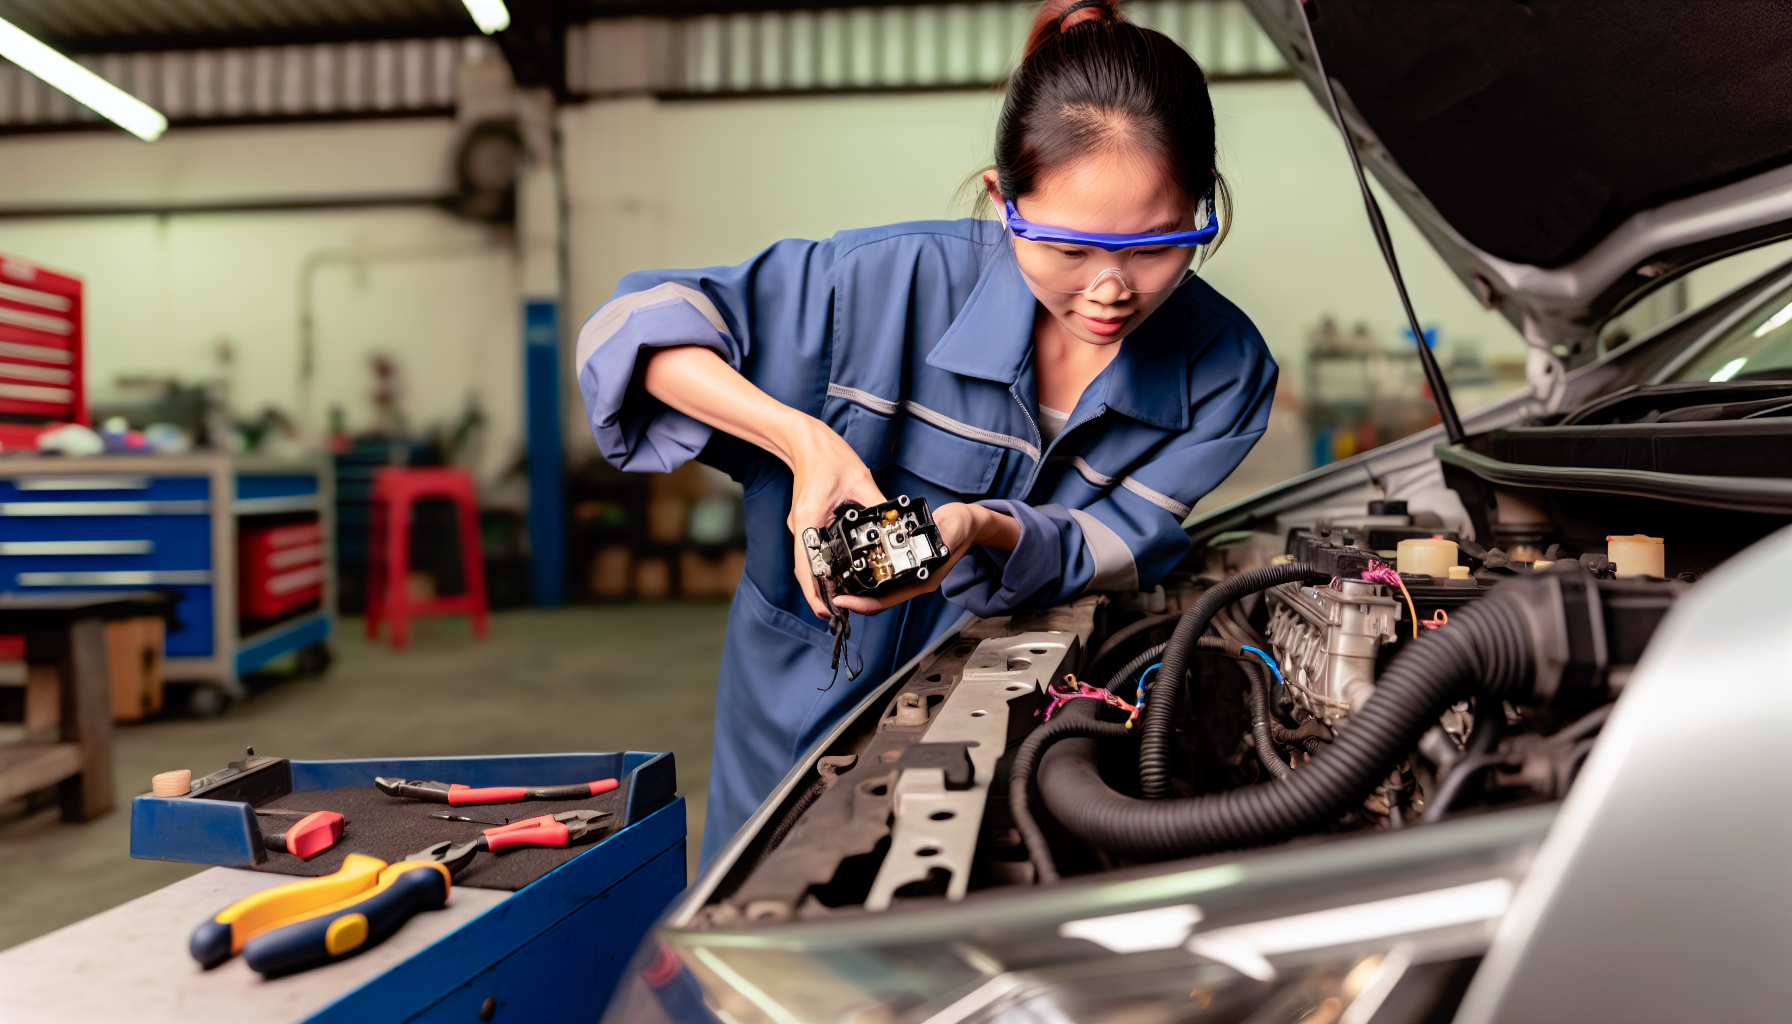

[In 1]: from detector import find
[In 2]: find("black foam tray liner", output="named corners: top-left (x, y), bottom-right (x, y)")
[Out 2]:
top-left (250, 783), bottom-right (627, 891)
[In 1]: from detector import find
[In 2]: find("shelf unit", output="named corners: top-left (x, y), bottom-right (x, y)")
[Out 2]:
top-left (0, 454), bottom-right (335, 702)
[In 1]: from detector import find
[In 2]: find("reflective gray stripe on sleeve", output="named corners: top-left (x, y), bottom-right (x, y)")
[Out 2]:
top-left (1070, 456), bottom-right (1115, 487)
top-left (1068, 508), bottom-right (1139, 592)
top-left (825, 383), bottom-right (897, 416)
top-left (575, 282), bottom-right (732, 369)
top-left (1120, 476), bottom-right (1192, 519)
top-left (826, 383), bottom-right (1041, 461)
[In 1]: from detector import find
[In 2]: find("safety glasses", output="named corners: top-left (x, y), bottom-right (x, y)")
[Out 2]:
top-left (1004, 199), bottom-right (1211, 297)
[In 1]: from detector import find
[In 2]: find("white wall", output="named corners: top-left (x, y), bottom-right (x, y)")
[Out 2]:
top-left (0, 118), bottom-right (523, 482)
top-left (564, 80), bottom-right (1526, 361)
top-left (0, 80), bottom-right (1555, 497)
top-left (561, 80), bottom-right (1528, 470)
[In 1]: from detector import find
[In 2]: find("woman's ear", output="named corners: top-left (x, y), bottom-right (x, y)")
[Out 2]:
top-left (982, 169), bottom-right (1004, 212)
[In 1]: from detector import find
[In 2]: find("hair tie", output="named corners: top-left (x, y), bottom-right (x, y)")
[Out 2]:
top-left (1055, 0), bottom-right (1111, 32)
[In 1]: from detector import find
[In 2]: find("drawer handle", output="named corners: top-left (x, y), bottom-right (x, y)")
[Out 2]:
top-left (14, 570), bottom-right (210, 586)
top-left (0, 540), bottom-right (155, 556)
top-left (0, 501), bottom-right (208, 516)
top-left (15, 476), bottom-right (151, 491)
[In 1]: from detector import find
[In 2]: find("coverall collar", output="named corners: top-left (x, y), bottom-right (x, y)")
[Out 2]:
top-left (926, 243), bottom-right (1191, 431)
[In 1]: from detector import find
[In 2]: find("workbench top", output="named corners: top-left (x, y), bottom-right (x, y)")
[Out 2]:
top-left (0, 866), bottom-right (510, 1024)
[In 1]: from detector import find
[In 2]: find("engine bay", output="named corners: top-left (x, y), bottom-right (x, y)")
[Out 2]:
top-left (691, 487), bottom-right (1725, 930)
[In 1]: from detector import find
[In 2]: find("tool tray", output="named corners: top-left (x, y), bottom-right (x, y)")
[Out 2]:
top-left (110, 752), bottom-right (683, 1021)
top-left (129, 752), bottom-right (676, 891)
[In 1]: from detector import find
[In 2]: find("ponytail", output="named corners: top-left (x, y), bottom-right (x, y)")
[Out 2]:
top-left (996, 0), bottom-right (1230, 255)
top-left (1021, 0), bottom-right (1122, 60)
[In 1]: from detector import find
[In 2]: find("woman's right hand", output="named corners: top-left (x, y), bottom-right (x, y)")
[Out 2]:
top-left (642, 345), bottom-right (883, 619)
top-left (783, 417), bottom-right (885, 619)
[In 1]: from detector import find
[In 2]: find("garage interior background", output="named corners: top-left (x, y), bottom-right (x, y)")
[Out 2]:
top-left (5, 1), bottom-right (1787, 546)
top-left (3, 0), bottom-right (1792, 952)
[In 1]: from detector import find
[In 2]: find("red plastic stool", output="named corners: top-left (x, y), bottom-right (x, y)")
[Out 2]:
top-left (366, 467), bottom-right (490, 651)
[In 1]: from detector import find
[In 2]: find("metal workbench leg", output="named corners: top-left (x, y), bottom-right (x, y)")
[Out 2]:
top-left (57, 617), bottom-right (114, 822)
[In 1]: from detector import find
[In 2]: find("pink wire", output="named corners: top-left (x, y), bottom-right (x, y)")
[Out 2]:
top-left (1040, 675), bottom-right (1139, 723)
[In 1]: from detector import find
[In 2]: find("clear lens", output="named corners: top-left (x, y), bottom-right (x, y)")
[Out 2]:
top-left (601, 940), bottom-right (1459, 1024)
top-left (1011, 236), bottom-right (1195, 297)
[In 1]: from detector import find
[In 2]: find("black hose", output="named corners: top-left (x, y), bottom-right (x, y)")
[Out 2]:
top-left (1420, 703), bottom-right (1505, 823)
top-left (1036, 581), bottom-right (1536, 860)
top-left (1140, 563), bottom-right (1317, 799)
top-left (1009, 715), bottom-right (1131, 884)
top-left (1106, 642), bottom-right (1166, 699)
top-left (1010, 633), bottom-right (1252, 884)
top-left (1210, 606), bottom-right (1290, 781)
top-left (1091, 610), bottom-right (1184, 668)
top-left (1244, 657), bottom-right (1291, 781)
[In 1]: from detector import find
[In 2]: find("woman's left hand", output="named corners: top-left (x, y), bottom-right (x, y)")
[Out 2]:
top-left (831, 502), bottom-right (1022, 615)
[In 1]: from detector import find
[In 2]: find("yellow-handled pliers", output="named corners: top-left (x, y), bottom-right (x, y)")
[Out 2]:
top-left (190, 840), bottom-right (477, 975)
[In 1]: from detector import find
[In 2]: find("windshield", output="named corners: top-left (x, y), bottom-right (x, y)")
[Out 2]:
top-left (1675, 275), bottom-right (1792, 382)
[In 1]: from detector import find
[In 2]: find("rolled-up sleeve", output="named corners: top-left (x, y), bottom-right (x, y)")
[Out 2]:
top-left (942, 332), bottom-right (1277, 616)
top-left (575, 238), bottom-right (836, 474)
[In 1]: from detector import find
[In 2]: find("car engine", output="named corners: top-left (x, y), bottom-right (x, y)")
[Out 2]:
top-left (688, 498), bottom-right (1691, 928)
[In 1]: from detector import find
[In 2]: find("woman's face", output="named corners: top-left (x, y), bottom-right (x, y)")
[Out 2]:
top-left (988, 147), bottom-right (1198, 348)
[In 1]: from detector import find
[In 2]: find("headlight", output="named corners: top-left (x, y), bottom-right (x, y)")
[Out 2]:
top-left (604, 878), bottom-right (1513, 1024)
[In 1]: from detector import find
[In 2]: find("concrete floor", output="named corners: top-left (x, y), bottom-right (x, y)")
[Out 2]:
top-left (0, 603), bottom-right (729, 952)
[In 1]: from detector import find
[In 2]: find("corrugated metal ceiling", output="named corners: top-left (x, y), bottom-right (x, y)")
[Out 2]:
top-left (0, 0), bottom-right (1046, 52)
top-left (0, 0), bottom-right (480, 52)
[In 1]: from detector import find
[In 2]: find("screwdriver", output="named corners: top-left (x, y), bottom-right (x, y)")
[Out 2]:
top-left (257, 809), bottom-right (345, 860)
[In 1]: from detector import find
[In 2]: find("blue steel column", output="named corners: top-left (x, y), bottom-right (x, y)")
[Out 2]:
top-left (524, 299), bottom-right (564, 606)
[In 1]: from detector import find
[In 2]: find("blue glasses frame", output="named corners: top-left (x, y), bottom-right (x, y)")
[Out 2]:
top-left (1003, 200), bottom-right (1217, 251)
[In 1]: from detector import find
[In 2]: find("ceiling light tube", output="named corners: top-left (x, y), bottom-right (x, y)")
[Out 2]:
top-left (0, 17), bottom-right (166, 141)
top-left (461, 0), bottom-right (512, 34)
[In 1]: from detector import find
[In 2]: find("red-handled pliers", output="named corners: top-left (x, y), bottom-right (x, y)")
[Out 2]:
top-left (375, 776), bottom-right (619, 806)
top-left (475, 810), bottom-right (611, 852)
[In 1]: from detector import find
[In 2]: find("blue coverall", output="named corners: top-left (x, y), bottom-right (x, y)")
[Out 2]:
top-left (576, 218), bottom-right (1277, 868)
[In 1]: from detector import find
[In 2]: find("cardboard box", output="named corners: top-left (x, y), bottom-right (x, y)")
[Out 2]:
top-left (106, 616), bottom-right (164, 722)
top-left (589, 545), bottom-right (632, 599)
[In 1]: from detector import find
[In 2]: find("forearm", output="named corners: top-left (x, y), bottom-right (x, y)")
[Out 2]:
top-left (966, 503), bottom-right (1022, 552)
top-left (642, 345), bottom-right (823, 468)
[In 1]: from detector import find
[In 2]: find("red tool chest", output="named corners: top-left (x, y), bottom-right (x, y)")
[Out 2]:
top-left (0, 253), bottom-right (85, 452)
top-left (239, 521), bottom-right (325, 621)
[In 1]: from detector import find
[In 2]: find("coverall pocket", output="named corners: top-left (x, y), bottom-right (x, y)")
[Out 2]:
top-left (734, 572), bottom-right (835, 652)
top-left (841, 406), bottom-right (1004, 496)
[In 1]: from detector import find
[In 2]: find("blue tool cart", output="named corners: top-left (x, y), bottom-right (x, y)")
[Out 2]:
top-left (0, 454), bottom-right (334, 707)
top-left (92, 751), bottom-right (685, 1023)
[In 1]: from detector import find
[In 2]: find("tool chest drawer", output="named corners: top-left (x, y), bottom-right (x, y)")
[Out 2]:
top-left (0, 474), bottom-right (213, 583)
top-left (0, 473), bottom-right (210, 506)
top-left (236, 473), bottom-right (321, 512)
top-left (0, 454), bottom-right (335, 691)
top-left (394, 839), bottom-right (686, 1023)
top-left (0, 514), bottom-right (212, 571)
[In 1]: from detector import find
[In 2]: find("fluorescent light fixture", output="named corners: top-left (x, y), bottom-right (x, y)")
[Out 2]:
top-left (0, 17), bottom-right (166, 141)
top-left (462, 0), bottom-right (512, 34)
top-left (1710, 357), bottom-right (1749, 383)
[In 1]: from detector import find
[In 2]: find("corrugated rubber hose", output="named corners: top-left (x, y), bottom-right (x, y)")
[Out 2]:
top-left (1030, 574), bottom-right (1538, 863)
top-left (1139, 563), bottom-right (1319, 799)
top-left (1010, 635), bottom-right (1244, 883)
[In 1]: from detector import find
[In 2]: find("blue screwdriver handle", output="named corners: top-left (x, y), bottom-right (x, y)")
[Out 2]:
top-left (241, 864), bottom-right (450, 975)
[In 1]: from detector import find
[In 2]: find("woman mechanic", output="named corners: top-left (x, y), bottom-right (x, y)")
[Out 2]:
top-left (577, 0), bottom-right (1277, 868)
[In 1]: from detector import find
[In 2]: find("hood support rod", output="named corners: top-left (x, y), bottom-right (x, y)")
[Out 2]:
top-left (1297, 0), bottom-right (1466, 445)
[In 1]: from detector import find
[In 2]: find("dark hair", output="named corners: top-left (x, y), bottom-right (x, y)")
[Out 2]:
top-left (992, 0), bottom-right (1230, 254)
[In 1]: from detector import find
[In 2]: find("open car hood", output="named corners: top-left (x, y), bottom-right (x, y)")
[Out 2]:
top-left (1245, 0), bottom-right (1792, 360)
